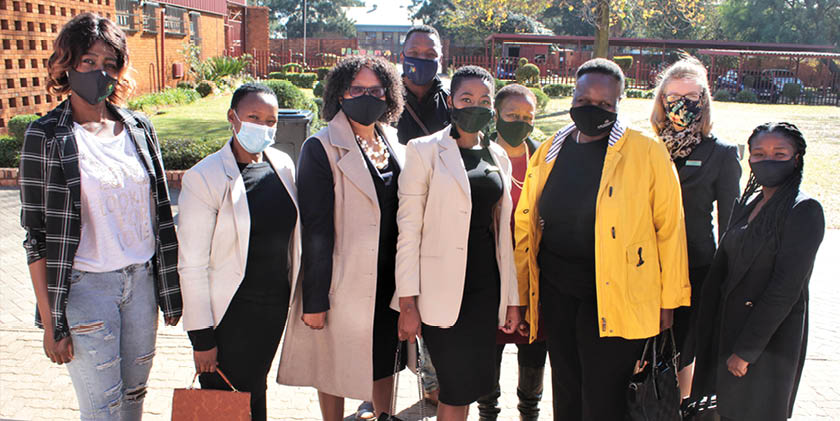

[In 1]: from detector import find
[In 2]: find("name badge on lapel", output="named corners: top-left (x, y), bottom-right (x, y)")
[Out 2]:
top-left (686, 160), bottom-right (702, 167)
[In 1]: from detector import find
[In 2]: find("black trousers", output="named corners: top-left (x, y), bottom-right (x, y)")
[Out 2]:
top-left (495, 341), bottom-right (548, 369)
top-left (542, 289), bottom-right (646, 421)
top-left (199, 297), bottom-right (288, 421)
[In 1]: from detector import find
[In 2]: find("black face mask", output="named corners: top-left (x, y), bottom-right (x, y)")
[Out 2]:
top-left (68, 69), bottom-right (117, 105)
top-left (451, 106), bottom-right (494, 134)
top-left (496, 118), bottom-right (533, 147)
top-left (341, 95), bottom-right (388, 126)
top-left (750, 158), bottom-right (797, 187)
top-left (569, 105), bottom-right (617, 137)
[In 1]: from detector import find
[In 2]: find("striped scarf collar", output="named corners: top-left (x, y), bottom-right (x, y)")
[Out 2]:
top-left (545, 119), bottom-right (627, 163)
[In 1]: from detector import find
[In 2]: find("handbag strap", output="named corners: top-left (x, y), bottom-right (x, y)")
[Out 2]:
top-left (389, 339), bottom-right (427, 420)
top-left (404, 103), bottom-right (431, 136)
top-left (190, 368), bottom-right (239, 393)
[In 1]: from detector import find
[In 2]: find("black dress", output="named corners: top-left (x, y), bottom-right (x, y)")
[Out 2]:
top-left (421, 146), bottom-right (503, 406)
top-left (193, 159), bottom-right (297, 421)
top-left (296, 133), bottom-right (406, 381)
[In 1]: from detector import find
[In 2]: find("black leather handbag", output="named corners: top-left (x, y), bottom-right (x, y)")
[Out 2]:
top-left (626, 329), bottom-right (683, 421)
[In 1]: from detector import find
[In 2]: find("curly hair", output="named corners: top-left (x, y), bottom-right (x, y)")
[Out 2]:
top-left (321, 56), bottom-right (404, 123)
top-left (734, 122), bottom-right (807, 248)
top-left (47, 13), bottom-right (135, 105)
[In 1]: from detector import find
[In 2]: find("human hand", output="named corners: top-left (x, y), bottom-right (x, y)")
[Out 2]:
top-left (165, 316), bottom-right (181, 326)
top-left (302, 312), bottom-right (327, 329)
top-left (398, 297), bottom-right (422, 343)
top-left (516, 307), bottom-right (530, 337)
top-left (44, 329), bottom-right (74, 365)
top-left (500, 306), bottom-right (522, 334)
top-left (727, 353), bottom-right (749, 377)
top-left (194, 347), bottom-right (218, 373)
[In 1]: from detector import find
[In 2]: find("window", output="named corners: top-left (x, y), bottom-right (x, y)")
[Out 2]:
top-left (115, 0), bottom-right (136, 30)
top-left (17, 59), bottom-right (23, 68)
top-left (189, 12), bottom-right (201, 46)
top-left (143, 2), bottom-right (158, 33)
top-left (164, 5), bottom-right (185, 35)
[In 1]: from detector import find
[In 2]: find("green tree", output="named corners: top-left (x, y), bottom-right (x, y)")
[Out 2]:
top-left (718, 0), bottom-right (839, 46)
top-left (259, 0), bottom-right (362, 38)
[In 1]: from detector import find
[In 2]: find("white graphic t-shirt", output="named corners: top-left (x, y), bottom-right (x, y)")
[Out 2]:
top-left (72, 122), bottom-right (155, 272)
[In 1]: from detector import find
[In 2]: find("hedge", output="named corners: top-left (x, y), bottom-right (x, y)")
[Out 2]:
top-left (262, 79), bottom-right (318, 114)
top-left (782, 83), bottom-right (801, 103)
top-left (127, 88), bottom-right (200, 112)
top-left (543, 83), bottom-right (574, 97)
top-left (196, 80), bottom-right (217, 98)
top-left (159, 137), bottom-right (226, 170)
top-left (625, 89), bottom-right (654, 99)
top-left (0, 135), bottom-right (22, 167)
top-left (8, 114), bottom-right (40, 142)
top-left (735, 88), bottom-right (758, 103)
top-left (529, 87), bottom-right (549, 113)
top-left (267, 72), bottom-right (318, 89)
top-left (315, 67), bottom-right (331, 81)
top-left (713, 89), bottom-right (733, 102)
top-left (614, 56), bottom-right (634, 74)
top-left (313, 81), bottom-right (325, 98)
top-left (281, 63), bottom-right (303, 73)
top-left (515, 64), bottom-right (541, 86)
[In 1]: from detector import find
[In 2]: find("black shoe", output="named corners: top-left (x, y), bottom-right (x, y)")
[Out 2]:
top-left (517, 366), bottom-right (544, 421)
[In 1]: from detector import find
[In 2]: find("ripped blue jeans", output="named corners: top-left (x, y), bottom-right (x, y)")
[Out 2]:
top-left (65, 261), bottom-right (158, 421)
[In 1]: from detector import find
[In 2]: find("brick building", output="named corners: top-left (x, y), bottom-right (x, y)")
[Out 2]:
top-left (0, 0), bottom-right (268, 133)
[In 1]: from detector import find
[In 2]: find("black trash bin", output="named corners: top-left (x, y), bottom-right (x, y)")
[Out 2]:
top-left (273, 109), bottom-right (313, 165)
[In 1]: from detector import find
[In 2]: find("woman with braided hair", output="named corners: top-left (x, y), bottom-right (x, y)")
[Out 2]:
top-left (691, 122), bottom-right (825, 421)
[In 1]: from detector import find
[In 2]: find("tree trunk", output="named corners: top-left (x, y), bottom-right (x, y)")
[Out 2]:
top-left (593, 0), bottom-right (610, 58)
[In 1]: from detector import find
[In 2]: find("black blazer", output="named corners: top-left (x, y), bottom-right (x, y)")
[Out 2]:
top-left (692, 191), bottom-right (825, 421)
top-left (677, 135), bottom-right (742, 269)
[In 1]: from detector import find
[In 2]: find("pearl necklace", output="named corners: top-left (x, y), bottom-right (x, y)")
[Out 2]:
top-left (355, 133), bottom-right (390, 170)
top-left (510, 144), bottom-right (530, 191)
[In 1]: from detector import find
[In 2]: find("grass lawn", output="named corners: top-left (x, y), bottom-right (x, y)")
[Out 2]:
top-left (535, 98), bottom-right (840, 228)
top-left (148, 92), bottom-right (840, 228)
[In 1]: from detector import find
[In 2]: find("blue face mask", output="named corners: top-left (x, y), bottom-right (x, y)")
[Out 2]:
top-left (403, 56), bottom-right (439, 86)
top-left (232, 111), bottom-right (276, 154)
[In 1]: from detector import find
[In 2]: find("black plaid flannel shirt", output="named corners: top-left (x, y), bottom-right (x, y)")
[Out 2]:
top-left (19, 100), bottom-right (182, 341)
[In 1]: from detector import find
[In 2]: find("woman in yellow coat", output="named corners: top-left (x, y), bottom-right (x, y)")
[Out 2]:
top-left (513, 58), bottom-right (690, 420)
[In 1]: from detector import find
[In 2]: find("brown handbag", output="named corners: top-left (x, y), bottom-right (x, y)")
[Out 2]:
top-left (171, 368), bottom-right (251, 421)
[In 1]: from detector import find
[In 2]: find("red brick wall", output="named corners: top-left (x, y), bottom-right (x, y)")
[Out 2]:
top-left (0, 0), bottom-right (115, 132)
top-left (244, 6), bottom-right (267, 54)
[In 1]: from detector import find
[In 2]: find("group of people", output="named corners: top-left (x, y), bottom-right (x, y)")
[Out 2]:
top-left (19, 12), bottom-right (825, 421)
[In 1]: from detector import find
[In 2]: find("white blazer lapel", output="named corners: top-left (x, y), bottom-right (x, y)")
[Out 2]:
top-left (330, 112), bottom-right (379, 205)
top-left (438, 128), bottom-right (471, 198)
top-left (220, 139), bottom-right (250, 272)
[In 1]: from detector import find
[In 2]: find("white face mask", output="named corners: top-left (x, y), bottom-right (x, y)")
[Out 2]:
top-left (232, 110), bottom-right (276, 154)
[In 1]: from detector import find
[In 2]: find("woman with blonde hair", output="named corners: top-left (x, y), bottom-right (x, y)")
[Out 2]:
top-left (19, 13), bottom-right (181, 420)
top-left (650, 55), bottom-right (741, 399)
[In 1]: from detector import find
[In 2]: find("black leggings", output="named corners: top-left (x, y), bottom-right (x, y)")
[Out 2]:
top-left (541, 289), bottom-right (646, 421)
top-left (199, 297), bottom-right (288, 421)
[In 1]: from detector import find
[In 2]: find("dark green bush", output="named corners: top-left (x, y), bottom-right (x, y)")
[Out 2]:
top-left (735, 88), bottom-right (758, 103)
top-left (196, 80), bottom-right (217, 98)
top-left (529, 87), bottom-right (549, 113)
top-left (713, 89), bottom-right (733, 102)
top-left (543, 83), bottom-right (574, 97)
top-left (269, 72), bottom-right (318, 89)
top-left (515, 64), bottom-right (541, 86)
top-left (802, 88), bottom-right (816, 104)
top-left (159, 137), bottom-right (226, 170)
top-left (613, 56), bottom-right (634, 74)
top-left (517, 57), bottom-right (529, 68)
top-left (625, 89), bottom-right (654, 99)
top-left (176, 81), bottom-right (195, 90)
top-left (313, 81), bottom-right (325, 97)
top-left (281, 63), bottom-right (303, 73)
top-left (315, 67), bottom-right (331, 81)
top-left (782, 83), bottom-right (801, 103)
top-left (262, 80), bottom-right (317, 114)
top-left (9, 114), bottom-right (40, 143)
top-left (0, 135), bottom-right (23, 167)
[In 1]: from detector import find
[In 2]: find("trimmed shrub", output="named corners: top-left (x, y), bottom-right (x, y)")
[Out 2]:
top-left (127, 88), bottom-right (200, 112)
top-left (159, 137), bottom-right (226, 170)
top-left (196, 80), bottom-right (217, 97)
top-left (313, 81), bottom-right (325, 98)
top-left (782, 83), bottom-right (801, 103)
top-left (0, 135), bottom-right (23, 167)
top-left (713, 89), bottom-right (733, 102)
top-left (518, 57), bottom-right (529, 68)
top-left (735, 88), bottom-right (758, 103)
top-left (8, 114), bottom-right (40, 142)
top-left (267, 72), bottom-right (318, 89)
top-left (262, 79), bottom-right (317, 114)
top-left (626, 89), bottom-right (654, 99)
top-left (614, 56), bottom-right (634, 74)
top-left (315, 67), bottom-right (331, 81)
top-left (176, 81), bottom-right (195, 90)
top-left (515, 63), bottom-right (541, 86)
top-left (543, 83), bottom-right (574, 97)
top-left (529, 87), bottom-right (549, 113)
top-left (802, 88), bottom-right (816, 104)
top-left (281, 63), bottom-right (303, 73)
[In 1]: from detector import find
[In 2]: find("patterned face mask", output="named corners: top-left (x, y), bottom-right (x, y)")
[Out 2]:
top-left (665, 97), bottom-right (703, 128)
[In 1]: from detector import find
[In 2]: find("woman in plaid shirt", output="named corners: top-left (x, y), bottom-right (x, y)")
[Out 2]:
top-left (19, 13), bottom-right (181, 420)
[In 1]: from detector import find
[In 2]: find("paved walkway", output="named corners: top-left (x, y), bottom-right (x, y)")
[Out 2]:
top-left (1, 186), bottom-right (838, 420)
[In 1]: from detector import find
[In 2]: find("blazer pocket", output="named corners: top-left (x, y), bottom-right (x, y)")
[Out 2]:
top-left (625, 240), bottom-right (659, 303)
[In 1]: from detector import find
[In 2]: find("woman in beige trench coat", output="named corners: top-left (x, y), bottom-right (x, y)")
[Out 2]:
top-left (276, 56), bottom-right (407, 421)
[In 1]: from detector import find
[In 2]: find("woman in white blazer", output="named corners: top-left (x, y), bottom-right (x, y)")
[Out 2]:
top-left (177, 83), bottom-right (301, 421)
top-left (276, 56), bottom-right (407, 421)
top-left (395, 66), bottom-right (523, 421)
